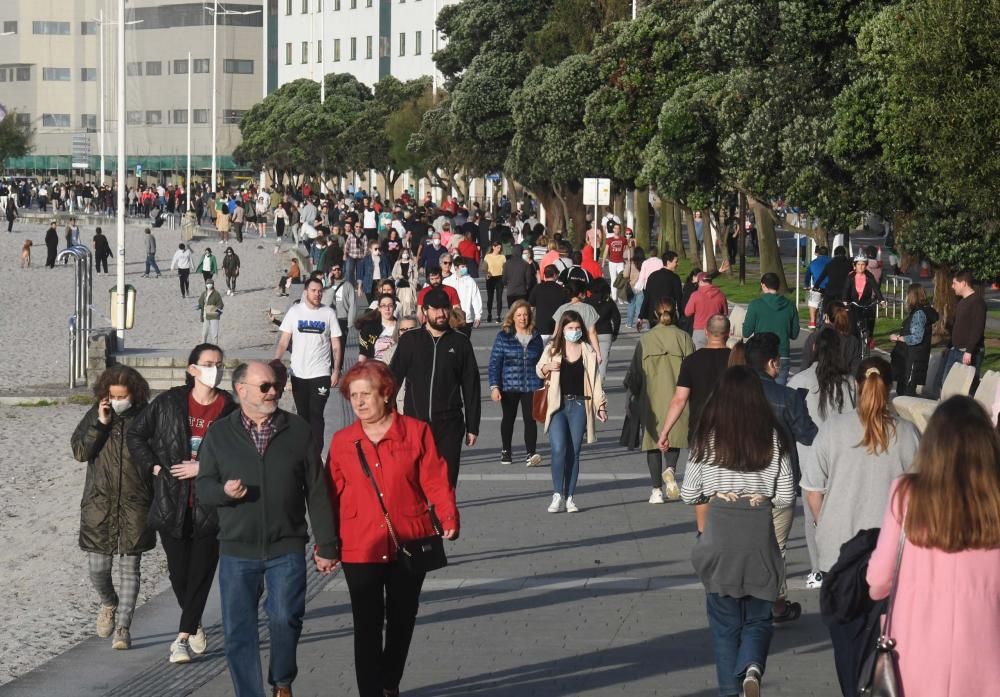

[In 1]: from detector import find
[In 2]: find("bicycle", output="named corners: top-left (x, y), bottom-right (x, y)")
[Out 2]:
top-left (849, 300), bottom-right (884, 360)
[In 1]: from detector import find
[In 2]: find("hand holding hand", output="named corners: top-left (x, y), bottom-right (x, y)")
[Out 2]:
top-left (170, 460), bottom-right (200, 480)
top-left (314, 551), bottom-right (339, 575)
top-left (224, 478), bottom-right (247, 499)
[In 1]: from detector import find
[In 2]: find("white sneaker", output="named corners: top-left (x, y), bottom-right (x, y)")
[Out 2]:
top-left (805, 571), bottom-right (824, 589)
top-left (188, 625), bottom-right (207, 654)
top-left (662, 469), bottom-right (681, 501)
top-left (525, 453), bottom-right (543, 467)
top-left (565, 496), bottom-right (579, 513)
top-left (742, 664), bottom-right (762, 697)
top-left (547, 493), bottom-right (565, 513)
top-left (169, 638), bottom-right (192, 664)
top-left (648, 488), bottom-right (665, 504)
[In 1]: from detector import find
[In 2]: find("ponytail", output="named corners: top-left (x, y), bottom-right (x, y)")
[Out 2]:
top-left (855, 357), bottom-right (895, 454)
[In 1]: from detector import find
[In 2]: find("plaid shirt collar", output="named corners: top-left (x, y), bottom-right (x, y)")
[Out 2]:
top-left (240, 410), bottom-right (275, 455)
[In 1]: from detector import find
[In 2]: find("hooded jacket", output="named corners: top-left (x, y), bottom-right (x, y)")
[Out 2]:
top-left (502, 245), bottom-right (536, 297)
top-left (684, 284), bottom-right (729, 331)
top-left (743, 293), bottom-right (801, 358)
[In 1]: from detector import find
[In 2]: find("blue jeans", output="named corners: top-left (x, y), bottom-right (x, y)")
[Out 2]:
top-left (344, 256), bottom-right (361, 286)
top-left (932, 346), bottom-right (984, 398)
top-left (706, 593), bottom-right (774, 697)
top-left (145, 254), bottom-right (160, 275)
top-left (777, 356), bottom-right (791, 386)
top-left (627, 290), bottom-right (643, 326)
top-left (219, 552), bottom-right (307, 697)
top-left (548, 397), bottom-right (587, 497)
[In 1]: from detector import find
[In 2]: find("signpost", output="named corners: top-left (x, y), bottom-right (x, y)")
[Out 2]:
top-left (582, 177), bottom-right (611, 260)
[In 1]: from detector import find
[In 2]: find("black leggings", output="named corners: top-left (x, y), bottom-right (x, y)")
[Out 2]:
top-left (159, 515), bottom-right (219, 635)
top-left (178, 268), bottom-right (190, 296)
top-left (500, 391), bottom-right (536, 454)
top-left (647, 448), bottom-right (680, 488)
top-left (342, 561), bottom-right (425, 697)
top-left (486, 277), bottom-right (503, 318)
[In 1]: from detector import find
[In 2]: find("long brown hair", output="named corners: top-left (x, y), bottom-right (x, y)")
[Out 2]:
top-left (550, 310), bottom-right (585, 356)
top-left (692, 366), bottom-right (788, 472)
top-left (831, 304), bottom-right (851, 335)
top-left (855, 357), bottom-right (895, 454)
top-left (905, 282), bottom-right (927, 313)
top-left (895, 396), bottom-right (1000, 551)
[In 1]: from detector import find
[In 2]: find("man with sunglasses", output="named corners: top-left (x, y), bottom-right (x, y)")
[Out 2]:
top-left (274, 277), bottom-right (342, 460)
top-left (198, 361), bottom-right (338, 697)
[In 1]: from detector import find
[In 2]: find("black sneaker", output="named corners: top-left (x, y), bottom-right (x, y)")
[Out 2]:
top-left (500, 450), bottom-right (513, 465)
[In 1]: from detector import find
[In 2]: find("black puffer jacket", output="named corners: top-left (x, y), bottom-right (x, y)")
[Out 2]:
top-left (72, 403), bottom-right (155, 555)
top-left (126, 385), bottom-right (236, 539)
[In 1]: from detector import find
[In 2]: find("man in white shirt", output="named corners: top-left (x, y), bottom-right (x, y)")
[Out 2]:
top-left (443, 257), bottom-right (483, 337)
top-left (274, 277), bottom-right (342, 458)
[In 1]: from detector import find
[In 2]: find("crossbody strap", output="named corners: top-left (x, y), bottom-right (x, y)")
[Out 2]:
top-left (881, 515), bottom-right (907, 639)
top-left (354, 440), bottom-right (407, 556)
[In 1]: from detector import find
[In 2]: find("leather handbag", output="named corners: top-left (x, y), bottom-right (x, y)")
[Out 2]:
top-left (353, 441), bottom-right (447, 575)
top-left (532, 383), bottom-right (549, 423)
top-left (858, 527), bottom-right (906, 697)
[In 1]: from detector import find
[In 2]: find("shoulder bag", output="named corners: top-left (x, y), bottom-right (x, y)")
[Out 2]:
top-left (532, 352), bottom-right (551, 423)
top-left (353, 441), bottom-right (447, 575)
top-left (858, 526), bottom-right (906, 697)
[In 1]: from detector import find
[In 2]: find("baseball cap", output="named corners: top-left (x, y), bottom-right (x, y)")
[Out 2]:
top-left (696, 272), bottom-right (709, 283)
top-left (422, 287), bottom-right (452, 309)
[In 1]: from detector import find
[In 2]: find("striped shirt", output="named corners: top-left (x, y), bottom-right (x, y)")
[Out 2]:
top-left (680, 430), bottom-right (795, 508)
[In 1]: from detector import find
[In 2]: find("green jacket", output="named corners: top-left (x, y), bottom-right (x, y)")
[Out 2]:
top-left (627, 324), bottom-right (694, 451)
top-left (72, 403), bottom-right (155, 555)
top-left (743, 293), bottom-right (801, 358)
top-left (198, 288), bottom-right (224, 320)
top-left (199, 253), bottom-right (218, 275)
top-left (196, 409), bottom-right (339, 560)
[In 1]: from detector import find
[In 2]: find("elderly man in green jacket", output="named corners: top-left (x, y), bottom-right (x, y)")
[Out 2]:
top-left (743, 272), bottom-right (801, 385)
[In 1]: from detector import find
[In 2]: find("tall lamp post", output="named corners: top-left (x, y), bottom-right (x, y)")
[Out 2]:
top-left (93, 12), bottom-right (142, 188)
top-left (204, 2), bottom-right (261, 196)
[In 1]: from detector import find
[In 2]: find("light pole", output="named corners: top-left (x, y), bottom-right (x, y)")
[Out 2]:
top-left (115, 0), bottom-right (126, 344)
top-left (93, 13), bottom-right (142, 188)
top-left (187, 51), bottom-right (193, 210)
top-left (204, 2), bottom-right (261, 196)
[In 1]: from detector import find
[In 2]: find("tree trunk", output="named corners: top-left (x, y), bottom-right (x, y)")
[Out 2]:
top-left (656, 199), bottom-right (672, 255)
top-left (683, 206), bottom-right (699, 263)
top-left (534, 188), bottom-right (564, 239)
top-left (672, 201), bottom-right (686, 259)
top-left (750, 197), bottom-right (789, 292)
top-left (634, 187), bottom-right (651, 253)
top-left (703, 209), bottom-right (719, 274)
top-left (932, 265), bottom-right (954, 341)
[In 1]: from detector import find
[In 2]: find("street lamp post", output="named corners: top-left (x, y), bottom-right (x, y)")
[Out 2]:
top-left (115, 0), bottom-right (127, 344)
top-left (94, 14), bottom-right (142, 188)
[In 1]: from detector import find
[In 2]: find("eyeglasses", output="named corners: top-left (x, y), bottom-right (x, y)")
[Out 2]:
top-left (240, 381), bottom-right (278, 394)
top-left (399, 326), bottom-right (416, 333)
top-left (378, 303), bottom-right (395, 310)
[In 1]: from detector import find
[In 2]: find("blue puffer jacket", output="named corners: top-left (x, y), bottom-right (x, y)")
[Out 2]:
top-left (488, 330), bottom-right (545, 393)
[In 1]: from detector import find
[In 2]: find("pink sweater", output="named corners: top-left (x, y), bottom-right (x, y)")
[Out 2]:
top-left (684, 284), bottom-right (729, 330)
top-left (867, 480), bottom-right (1000, 697)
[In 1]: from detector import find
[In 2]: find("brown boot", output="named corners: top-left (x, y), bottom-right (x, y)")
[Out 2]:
top-left (272, 687), bottom-right (292, 697)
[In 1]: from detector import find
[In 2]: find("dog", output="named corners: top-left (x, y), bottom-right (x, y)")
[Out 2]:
top-left (20, 240), bottom-right (31, 268)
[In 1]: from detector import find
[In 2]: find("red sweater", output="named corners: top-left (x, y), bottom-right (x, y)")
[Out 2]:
top-left (457, 239), bottom-right (481, 264)
top-left (327, 414), bottom-right (459, 564)
top-left (684, 284), bottom-right (729, 330)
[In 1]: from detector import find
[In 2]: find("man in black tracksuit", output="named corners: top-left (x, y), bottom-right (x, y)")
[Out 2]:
top-left (390, 287), bottom-right (481, 487)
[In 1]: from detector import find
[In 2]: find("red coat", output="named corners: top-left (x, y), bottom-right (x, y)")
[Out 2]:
top-left (457, 239), bottom-right (481, 264)
top-left (327, 414), bottom-right (459, 564)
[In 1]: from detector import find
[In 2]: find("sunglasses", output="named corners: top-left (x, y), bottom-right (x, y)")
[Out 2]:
top-left (399, 326), bottom-right (416, 333)
top-left (441, 261), bottom-right (452, 266)
top-left (241, 381), bottom-right (278, 394)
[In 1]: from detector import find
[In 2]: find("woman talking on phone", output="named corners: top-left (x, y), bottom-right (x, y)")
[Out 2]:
top-left (127, 343), bottom-right (237, 664)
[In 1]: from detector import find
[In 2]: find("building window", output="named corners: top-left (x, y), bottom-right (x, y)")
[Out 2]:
top-left (223, 59), bottom-right (254, 74)
top-left (0, 71), bottom-right (6, 83)
top-left (126, 62), bottom-right (142, 76)
top-left (366, 35), bottom-right (372, 59)
top-left (398, 32), bottom-right (405, 56)
top-left (286, 0), bottom-right (292, 14)
top-left (81, 67), bottom-right (97, 81)
top-left (41, 113), bottom-right (71, 127)
top-left (379, 36), bottom-right (389, 58)
top-left (285, 43), bottom-right (292, 65)
top-left (223, 110), bottom-right (247, 125)
top-left (350, 37), bottom-right (357, 60)
top-left (415, 30), bottom-right (421, 55)
top-left (193, 109), bottom-right (209, 124)
top-left (15, 67), bottom-right (29, 81)
top-left (301, 42), bottom-right (308, 64)
top-left (81, 21), bottom-right (97, 35)
top-left (334, 0), bottom-right (340, 8)
top-left (2, 21), bottom-right (17, 34)
top-left (146, 61), bottom-right (162, 76)
top-left (333, 38), bottom-right (340, 61)
top-left (81, 114), bottom-right (97, 130)
top-left (193, 58), bottom-right (210, 73)
top-left (15, 113), bottom-right (30, 126)
top-left (126, 111), bottom-right (142, 125)
top-left (174, 59), bottom-right (188, 74)
top-left (350, 0), bottom-right (356, 8)
top-left (173, 109), bottom-right (188, 124)
top-left (42, 67), bottom-right (71, 81)
top-left (32, 21), bottom-right (70, 35)
top-left (316, 40), bottom-right (322, 62)
top-left (146, 110), bottom-right (162, 125)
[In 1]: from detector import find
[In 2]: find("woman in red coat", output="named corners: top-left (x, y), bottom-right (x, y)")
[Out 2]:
top-left (327, 360), bottom-right (459, 697)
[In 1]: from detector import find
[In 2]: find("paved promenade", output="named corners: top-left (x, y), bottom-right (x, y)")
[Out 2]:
top-left (0, 319), bottom-right (840, 697)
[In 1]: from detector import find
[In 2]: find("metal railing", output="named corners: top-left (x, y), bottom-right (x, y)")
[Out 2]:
top-left (881, 274), bottom-right (912, 320)
top-left (56, 245), bottom-right (94, 387)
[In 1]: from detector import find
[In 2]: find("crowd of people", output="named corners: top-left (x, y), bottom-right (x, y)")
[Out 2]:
top-left (66, 184), bottom-right (998, 697)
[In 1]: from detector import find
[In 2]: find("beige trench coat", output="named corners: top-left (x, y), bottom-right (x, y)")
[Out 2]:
top-left (535, 343), bottom-right (607, 444)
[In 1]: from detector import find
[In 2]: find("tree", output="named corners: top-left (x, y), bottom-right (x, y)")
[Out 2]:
top-left (0, 112), bottom-right (32, 171)
top-left (407, 98), bottom-right (479, 201)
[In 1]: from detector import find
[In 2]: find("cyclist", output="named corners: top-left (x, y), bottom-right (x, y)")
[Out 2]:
top-left (842, 253), bottom-right (884, 351)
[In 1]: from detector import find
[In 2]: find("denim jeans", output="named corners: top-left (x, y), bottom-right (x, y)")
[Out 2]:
top-left (145, 254), bottom-right (160, 275)
top-left (706, 593), bottom-right (774, 697)
top-left (219, 552), bottom-right (307, 697)
top-left (548, 397), bottom-right (587, 497)
top-left (627, 290), bottom-right (644, 326)
top-left (777, 356), bottom-right (791, 386)
top-left (932, 346), bottom-right (984, 398)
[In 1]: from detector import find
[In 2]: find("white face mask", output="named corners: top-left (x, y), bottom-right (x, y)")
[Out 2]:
top-left (195, 365), bottom-right (223, 389)
top-left (110, 398), bottom-right (132, 414)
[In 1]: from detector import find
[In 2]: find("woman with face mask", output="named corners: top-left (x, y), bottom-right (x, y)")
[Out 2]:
top-left (72, 366), bottom-right (152, 651)
top-left (536, 310), bottom-right (609, 513)
top-left (391, 247), bottom-right (419, 289)
top-left (126, 343), bottom-right (237, 665)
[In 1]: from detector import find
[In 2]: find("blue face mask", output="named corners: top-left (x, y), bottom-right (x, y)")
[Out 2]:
top-left (563, 328), bottom-right (583, 343)
top-left (458, 266), bottom-right (468, 277)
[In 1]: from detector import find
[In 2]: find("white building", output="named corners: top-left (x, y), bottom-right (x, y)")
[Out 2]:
top-left (277, 0), bottom-right (457, 89)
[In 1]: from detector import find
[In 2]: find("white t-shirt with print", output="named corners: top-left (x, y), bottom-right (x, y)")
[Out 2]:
top-left (279, 302), bottom-right (342, 379)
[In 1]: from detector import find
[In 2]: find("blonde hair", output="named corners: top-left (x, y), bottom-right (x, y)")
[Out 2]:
top-left (654, 297), bottom-right (677, 327)
top-left (855, 357), bottom-right (895, 454)
top-left (502, 300), bottom-right (535, 334)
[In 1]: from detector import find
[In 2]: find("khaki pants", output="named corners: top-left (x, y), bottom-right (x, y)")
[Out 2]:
top-left (772, 504), bottom-right (795, 599)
